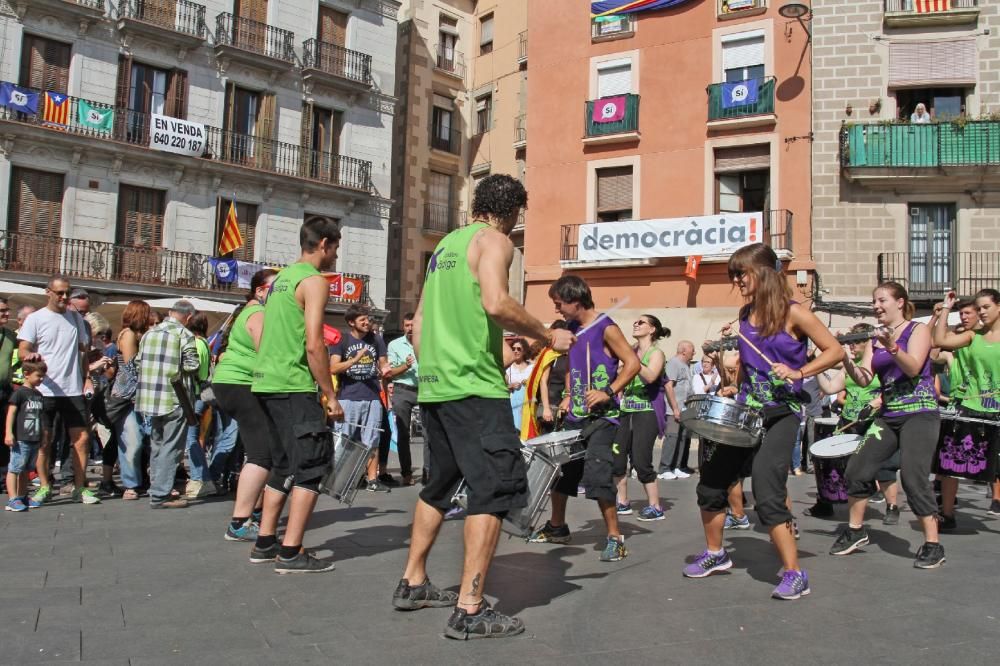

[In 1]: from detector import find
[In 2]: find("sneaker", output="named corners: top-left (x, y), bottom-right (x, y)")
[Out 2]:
top-left (868, 491), bottom-right (885, 504)
top-left (772, 569), bottom-right (810, 600)
top-left (804, 501), bottom-right (834, 518)
top-left (445, 599), bottom-right (524, 640)
top-left (31, 485), bottom-right (53, 504)
top-left (150, 498), bottom-right (189, 509)
top-left (883, 504), bottom-right (900, 526)
top-left (249, 542), bottom-right (280, 563)
top-left (5, 497), bottom-right (27, 512)
top-left (724, 513), bottom-right (751, 530)
top-left (392, 578), bottom-right (459, 610)
top-left (937, 513), bottom-right (957, 531)
top-left (600, 536), bottom-right (627, 562)
top-left (225, 520), bottom-right (260, 542)
top-left (616, 502), bottom-right (632, 515)
top-left (672, 468), bottom-right (691, 479)
top-left (366, 479), bottom-right (391, 493)
top-left (637, 505), bottom-right (665, 521)
top-left (274, 551), bottom-right (336, 574)
top-left (657, 470), bottom-right (677, 480)
top-left (31, 477), bottom-right (40, 487)
top-left (829, 527), bottom-right (869, 556)
top-left (73, 488), bottom-right (101, 505)
top-left (683, 549), bottom-right (733, 578)
top-left (913, 542), bottom-right (946, 569)
top-left (184, 480), bottom-right (204, 499)
top-left (24, 495), bottom-right (41, 509)
top-left (988, 499), bottom-right (1000, 516)
top-left (377, 473), bottom-right (401, 487)
top-left (98, 480), bottom-right (123, 497)
top-left (527, 521), bottom-right (571, 544)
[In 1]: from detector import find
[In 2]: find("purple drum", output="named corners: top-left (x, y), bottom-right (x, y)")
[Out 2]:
top-left (933, 413), bottom-right (999, 483)
top-left (812, 417), bottom-right (848, 504)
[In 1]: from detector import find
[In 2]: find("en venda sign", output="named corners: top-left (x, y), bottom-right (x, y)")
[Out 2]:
top-left (577, 212), bottom-right (761, 262)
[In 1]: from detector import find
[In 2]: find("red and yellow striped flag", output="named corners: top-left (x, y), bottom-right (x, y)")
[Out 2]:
top-left (42, 92), bottom-right (70, 126)
top-left (217, 201), bottom-right (244, 256)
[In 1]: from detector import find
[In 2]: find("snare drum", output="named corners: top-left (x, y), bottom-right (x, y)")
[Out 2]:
top-left (680, 395), bottom-right (763, 448)
top-left (933, 411), bottom-right (1000, 482)
top-left (451, 445), bottom-right (562, 538)
top-left (523, 431), bottom-right (585, 465)
top-left (319, 432), bottom-right (370, 506)
top-left (809, 434), bottom-right (863, 504)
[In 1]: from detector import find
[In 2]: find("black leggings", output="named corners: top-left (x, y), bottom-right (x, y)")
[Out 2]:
top-left (697, 413), bottom-right (800, 527)
top-left (212, 383), bottom-right (272, 470)
top-left (613, 411), bottom-right (659, 484)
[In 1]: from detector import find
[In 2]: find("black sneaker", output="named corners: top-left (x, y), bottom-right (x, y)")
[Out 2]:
top-left (249, 542), bottom-right (280, 564)
top-left (913, 542), bottom-right (945, 569)
top-left (883, 504), bottom-right (900, 526)
top-left (444, 600), bottom-right (525, 640)
top-left (937, 513), bottom-right (957, 531)
top-left (392, 578), bottom-right (458, 611)
top-left (527, 521), bottom-right (571, 544)
top-left (868, 491), bottom-right (885, 504)
top-left (804, 501), bottom-right (834, 518)
top-left (829, 526), bottom-right (870, 556)
top-left (366, 479), bottom-right (391, 493)
top-left (988, 499), bottom-right (1000, 515)
top-left (274, 551), bottom-right (336, 574)
top-left (98, 480), bottom-right (123, 497)
top-left (378, 474), bottom-right (401, 487)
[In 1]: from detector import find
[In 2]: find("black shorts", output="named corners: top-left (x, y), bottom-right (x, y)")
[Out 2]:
top-left (41, 395), bottom-right (89, 432)
top-left (552, 419), bottom-right (617, 504)
top-left (257, 392), bottom-right (331, 491)
top-left (214, 383), bottom-right (272, 470)
top-left (419, 397), bottom-right (528, 516)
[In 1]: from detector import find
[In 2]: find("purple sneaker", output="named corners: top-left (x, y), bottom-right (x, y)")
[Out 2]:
top-left (772, 569), bottom-right (810, 600)
top-left (682, 549), bottom-right (733, 578)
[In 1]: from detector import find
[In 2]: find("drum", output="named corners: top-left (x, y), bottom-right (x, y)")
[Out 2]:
top-left (680, 394), bottom-right (763, 448)
top-left (318, 432), bottom-right (370, 506)
top-left (933, 412), bottom-right (1000, 482)
top-left (813, 416), bottom-right (839, 441)
top-left (451, 446), bottom-right (562, 538)
top-left (809, 434), bottom-right (863, 504)
top-left (523, 431), bottom-right (585, 465)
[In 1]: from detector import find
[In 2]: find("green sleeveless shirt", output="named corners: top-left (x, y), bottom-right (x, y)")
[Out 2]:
top-left (418, 223), bottom-right (507, 403)
top-left (252, 263), bottom-right (319, 394)
top-left (960, 333), bottom-right (1000, 413)
top-left (949, 345), bottom-right (970, 402)
top-left (621, 347), bottom-right (657, 413)
top-left (213, 304), bottom-right (264, 386)
top-left (842, 371), bottom-right (881, 421)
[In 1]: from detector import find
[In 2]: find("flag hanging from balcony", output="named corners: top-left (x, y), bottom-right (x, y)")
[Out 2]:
top-left (77, 100), bottom-right (114, 132)
top-left (591, 0), bottom-right (694, 18)
top-left (342, 276), bottom-right (364, 302)
top-left (593, 95), bottom-right (627, 123)
top-left (217, 201), bottom-right (244, 256)
top-left (915, 0), bottom-right (951, 12)
top-left (42, 92), bottom-right (69, 126)
top-left (721, 79), bottom-right (759, 109)
top-left (209, 258), bottom-right (238, 284)
top-left (684, 255), bottom-right (702, 280)
top-left (0, 83), bottom-right (38, 114)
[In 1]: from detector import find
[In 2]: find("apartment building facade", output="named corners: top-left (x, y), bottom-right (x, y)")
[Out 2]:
top-left (0, 0), bottom-right (399, 309)
top-left (523, 0), bottom-right (814, 341)
top-left (814, 0), bottom-right (1000, 306)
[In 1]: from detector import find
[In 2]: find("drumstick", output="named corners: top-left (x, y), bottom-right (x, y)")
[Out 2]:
top-left (833, 419), bottom-right (859, 435)
top-left (735, 330), bottom-right (795, 386)
top-left (586, 343), bottom-right (591, 394)
top-left (574, 296), bottom-right (631, 338)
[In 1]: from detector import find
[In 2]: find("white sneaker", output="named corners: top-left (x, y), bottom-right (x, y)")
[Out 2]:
top-left (184, 480), bottom-right (204, 499)
top-left (658, 471), bottom-right (676, 480)
top-left (673, 468), bottom-right (691, 479)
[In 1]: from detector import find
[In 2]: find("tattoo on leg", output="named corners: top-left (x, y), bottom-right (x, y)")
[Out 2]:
top-left (471, 572), bottom-right (481, 595)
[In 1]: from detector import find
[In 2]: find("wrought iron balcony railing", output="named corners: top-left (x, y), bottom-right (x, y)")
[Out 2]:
top-left (585, 94), bottom-right (640, 138)
top-left (302, 39), bottom-right (373, 86)
top-left (118, 0), bottom-right (206, 37)
top-left (878, 251), bottom-right (999, 300)
top-left (215, 12), bottom-right (295, 63)
top-left (423, 203), bottom-right (465, 235)
top-left (435, 48), bottom-right (466, 78)
top-left (430, 125), bottom-right (461, 154)
top-left (707, 77), bottom-right (776, 122)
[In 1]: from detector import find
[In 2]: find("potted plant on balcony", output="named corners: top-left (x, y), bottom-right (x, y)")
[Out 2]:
top-left (868, 98), bottom-right (881, 115)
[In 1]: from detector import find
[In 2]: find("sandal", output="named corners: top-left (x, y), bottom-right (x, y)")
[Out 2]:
top-left (122, 489), bottom-right (139, 500)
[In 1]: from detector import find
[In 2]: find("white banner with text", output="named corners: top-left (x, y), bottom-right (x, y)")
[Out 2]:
top-left (577, 212), bottom-right (762, 261)
top-left (150, 114), bottom-right (206, 157)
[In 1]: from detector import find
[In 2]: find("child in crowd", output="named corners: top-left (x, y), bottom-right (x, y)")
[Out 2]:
top-left (5, 360), bottom-right (47, 512)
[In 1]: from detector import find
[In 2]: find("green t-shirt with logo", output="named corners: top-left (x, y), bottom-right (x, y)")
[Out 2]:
top-left (252, 262), bottom-right (320, 394)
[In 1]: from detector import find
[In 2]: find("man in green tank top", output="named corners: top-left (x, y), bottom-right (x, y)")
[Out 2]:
top-left (249, 216), bottom-right (344, 574)
top-left (392, 175), bottom-right (574, 639)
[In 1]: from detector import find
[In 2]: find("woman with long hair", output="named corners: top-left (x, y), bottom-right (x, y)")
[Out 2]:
top-left (613, 314), bottom-right (669, 521)
top-left (106, 300), bottom-right (152, 500)
top-left (931, 288), bottom-right (1000, 525)
top-left (683, 243), bottom-right (842, 600)
top-left (506, 338), bottom-right (534, 432)
top-left (211, 268), bottom-right (278, 542)
top-left (834, 282), bottom-right (944, 568)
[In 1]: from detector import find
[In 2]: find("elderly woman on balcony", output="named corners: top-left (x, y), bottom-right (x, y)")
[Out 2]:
top-left (911, 103), bottom-right (932, 124)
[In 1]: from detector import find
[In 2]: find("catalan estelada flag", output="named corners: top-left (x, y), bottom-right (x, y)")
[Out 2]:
top-left (217, 201), bottom-right (244, 256)
top-left (42, 91), bottom-right (69, 126)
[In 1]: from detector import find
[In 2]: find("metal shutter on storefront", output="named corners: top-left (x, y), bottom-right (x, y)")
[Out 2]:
top-left (596, 167), bottom-right (633, 212)
top-left (889, 39), bottom-right (977, 87)
top-left (722, 32), bottom-right (765, 70)
top-left (714, 145), bottom-right (770, 173)
top-left (597, 60), bottom-right (632, 97)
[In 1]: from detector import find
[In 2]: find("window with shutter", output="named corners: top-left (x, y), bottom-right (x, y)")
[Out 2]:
top-left (318, 6), bottom-right (348, 46)
top-left (480, 14), bottom-right (494, 55)
top-left (714, 144), bottom-right (770, 172)
top-left (216, 199), bottom-right (257, 262)
top-left (165, 69), bottom-right (188, 119)
top-left (596, 166), bottom-right (633, 220)
top-left (889, 39), bottom-right (976, 88)
top-left (475, 94), bottom-right (492, 134)
top-left (115, 185), bottom-right (166, 282)
top-left (19, 35), bottom-right (71, 93)
top-left (722, 31), bottom-right (765, 82)
top-left (8, 168), bottom-right (65, 275)
top-left (597, 61), bottom-right (632, 97)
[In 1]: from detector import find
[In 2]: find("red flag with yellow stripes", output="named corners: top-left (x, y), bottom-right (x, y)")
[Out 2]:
top-left (217, 201), bottom-right (244, 256)
top-left (42, 92), bottom-right (70, 126)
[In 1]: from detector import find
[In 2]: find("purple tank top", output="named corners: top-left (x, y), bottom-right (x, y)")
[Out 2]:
top-left (737, 309), bottom-right (807, 409)
top-left (872, 321), bottom-right (938, 417)
top-left (566, 315), bottom-right (620, 422)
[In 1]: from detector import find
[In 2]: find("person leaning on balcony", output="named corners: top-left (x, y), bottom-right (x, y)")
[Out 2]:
top-left (911, 103), bottom-right (932, 124)
top-left (19, 276), bottom-right (101, 506)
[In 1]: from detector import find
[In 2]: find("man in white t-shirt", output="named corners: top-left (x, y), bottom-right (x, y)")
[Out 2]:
top-left (18, 276), bottom-right (99, 505)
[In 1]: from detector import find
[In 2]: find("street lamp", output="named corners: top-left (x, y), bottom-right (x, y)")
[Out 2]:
top-left (778, 2), bottom-right (811, 39)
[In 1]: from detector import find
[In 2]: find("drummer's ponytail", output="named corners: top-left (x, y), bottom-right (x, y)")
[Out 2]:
top-left (875, 281), bottom-right (915, 320)
top-left (642, 314), bottom-right (670, 342)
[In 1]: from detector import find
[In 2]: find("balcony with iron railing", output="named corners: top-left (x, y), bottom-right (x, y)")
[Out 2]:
top-left (559, 210), bottom-right (793, 263)
top-left (302, 39), bottom-right (373, 90)
top-left (430, 125), bottom-right (461, 155)
top-left (707, 77), bottom-right (776, 127)
top-left (884, 0), bottom-right (978, 27)
top-left (0, 82), bottom-right (372, 193)
top-left (215, 12), bottom-right (295, 68)
top-left (513, 117), bottom-right (526, 149)
top-left (518, 31), bottom-right (527, 64)
top-left (584, 94), bottom-right (640, 145)
top-left (0, 231), bottom-right (371, 304)
top-left (116, 0), bottom-right (206, 42)
top-left (30, 0), bottom-right (105, 20)
top-left (423, 203), bottom-right (466, 235)
top-left (435, 48), bottom-right (466, 80)
top-left (878, 251), bottom-right (1000, 301)
top-left (591, 14), bottom-right (635, 41)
